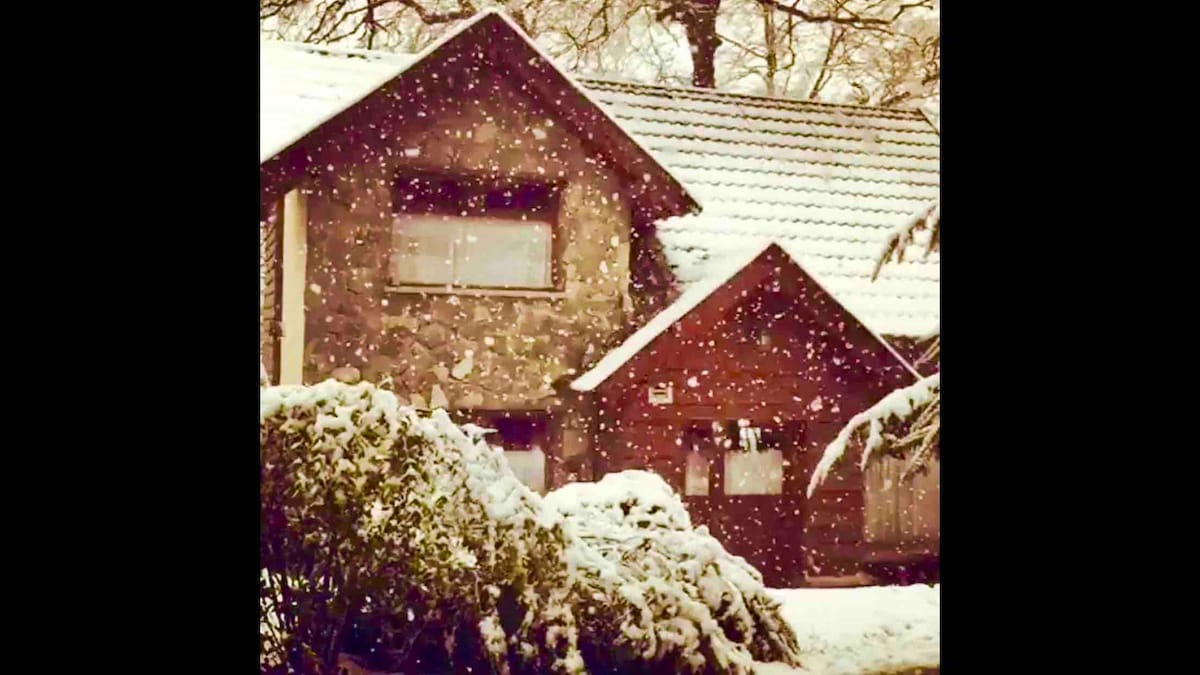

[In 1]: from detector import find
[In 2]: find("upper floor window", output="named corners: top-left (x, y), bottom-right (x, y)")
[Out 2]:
top-left (390, 173), bottom-right (559, 290)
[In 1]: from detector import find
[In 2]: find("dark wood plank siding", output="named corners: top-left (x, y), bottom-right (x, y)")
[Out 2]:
top-left (593, 245), bottom-right (921, 584)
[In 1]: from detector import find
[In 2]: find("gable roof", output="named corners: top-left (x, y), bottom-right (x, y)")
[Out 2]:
top-left (570, 241), bottom-right (920, 392)
top-left (260, 9), bottom-right (698, 222)
top-left (259, 10), bottom-right (938, 338)
top-left (581, 79), bottom-right (939, 338)
top-left (260, 40), bottom-right (416, 165)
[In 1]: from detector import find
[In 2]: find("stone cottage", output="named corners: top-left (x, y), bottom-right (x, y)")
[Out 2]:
top-left (260, 9), bottom-right (940, 586)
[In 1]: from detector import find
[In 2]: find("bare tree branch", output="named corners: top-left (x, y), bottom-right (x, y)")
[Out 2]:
top-left (762, 0), bottom-right (890, 27)
top-left (808, 24), bottom-right (843, 99)
top-left (395, 0), bottom-right (477, 24)
top-left (262, 0), bottom-right (937, 110)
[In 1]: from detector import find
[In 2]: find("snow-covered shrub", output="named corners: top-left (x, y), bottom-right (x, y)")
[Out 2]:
top-left (261, 380), bottom-right (581, 674)
top-left (546, 472), bottom-right (802, 674)
top-left (261, 380), bottom-right (801, 674)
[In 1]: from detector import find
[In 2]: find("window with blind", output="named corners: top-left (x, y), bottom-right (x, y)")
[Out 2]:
top-left (725, 422), bottom-right (787, 495)
top-left (390, 173), bottom-right (559, 290)
top-left (460, 411), bottom-right (550, 494)
top-left (683, 420), bottom-right (799, 496)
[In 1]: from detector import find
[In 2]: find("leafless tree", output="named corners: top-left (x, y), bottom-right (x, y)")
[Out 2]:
top-left (261, 0), bottom-right (937, 108)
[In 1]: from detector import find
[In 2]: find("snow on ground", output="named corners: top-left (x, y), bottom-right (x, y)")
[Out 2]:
top-left (755, 585), bottom-right (939, 674)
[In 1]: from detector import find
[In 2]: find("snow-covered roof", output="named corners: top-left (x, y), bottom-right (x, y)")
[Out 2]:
top-left (581, 79), bottom-right (939, 338)
top-left (570, 245), bottom-right (767, 392)
top-left (261, 8), bottom-right (697, 220)
top-left (570, 241), bottom-right (919, 392)
top-left (259, 10), bottom-right (939, 339)
top-left (260, 40), bottom-right (416, 164)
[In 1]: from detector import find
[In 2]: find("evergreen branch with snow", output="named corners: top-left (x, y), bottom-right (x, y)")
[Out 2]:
top-left (806, 372), bottom-right (939, 497)
top-left (872, 200), bottom-right (939, 281)
top-left (809, 200), bottom-right (940, 494)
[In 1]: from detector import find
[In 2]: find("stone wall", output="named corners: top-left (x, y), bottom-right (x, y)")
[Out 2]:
top-left (297, 65), bottom-right (634, 427)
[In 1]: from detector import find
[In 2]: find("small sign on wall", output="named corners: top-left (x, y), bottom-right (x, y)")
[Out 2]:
top-left (648, 383), bottom-right (673, 405)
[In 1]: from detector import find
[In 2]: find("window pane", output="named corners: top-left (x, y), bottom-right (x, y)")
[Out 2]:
top-left (504, 448), bottom-right (546, 494)
top-left (391, 217), bottom-right (457, 285)
top-left (469, 412), bottom-right (550, 494)
top-left (685, 450), bottom-right (709, 496)
top-left (457, 218), bottom-right (551, 288)
top-left (724, 449), bottom-right (784, 495)
top-left (395, 174), bottom-right (464, 216)
top-left (483, 183), bottom-right (556, 217)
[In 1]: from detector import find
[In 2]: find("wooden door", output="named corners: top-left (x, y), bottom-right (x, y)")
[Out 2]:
top-left (680, 420), bottom-right (807, 587)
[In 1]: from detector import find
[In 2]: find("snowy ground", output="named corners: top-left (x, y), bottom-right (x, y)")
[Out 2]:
top-left (756, 585), bottom-right (940, 674)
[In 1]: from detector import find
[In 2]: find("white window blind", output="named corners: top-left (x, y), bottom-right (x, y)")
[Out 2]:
top-left (503, 448), bottom-right (546, 494)
top-left (684, 450), bottom-right (710, 496)
top-left (391, 216), bottom-right (552, 289)
top-left (724, 449), bottom-right (784, 495)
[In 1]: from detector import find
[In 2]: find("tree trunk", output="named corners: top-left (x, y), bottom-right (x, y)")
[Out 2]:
top-left (667, 0), bottom-right (722, 89)
top-left (761, 0), bottom-right (778, 96)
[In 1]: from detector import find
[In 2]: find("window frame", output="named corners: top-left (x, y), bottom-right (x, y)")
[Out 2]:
top-left (683, 420), bottom-right (804, 497)
top-left (388, 171), bottom-right (565, 293)
top-left (457, 409), bottom-right (555, 494)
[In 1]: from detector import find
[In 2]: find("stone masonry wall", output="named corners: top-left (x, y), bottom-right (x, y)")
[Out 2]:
top-left (297, 64), bottom-right (633, 434)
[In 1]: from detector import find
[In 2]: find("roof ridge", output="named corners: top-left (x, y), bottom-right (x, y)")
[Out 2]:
top-left (671, 164), bottom-right (939, 186)
top-left (579, 76), bottom-right (928, 118)
top-left (601, 100), bottom-right (937, 140)
top-left (625, 118), bottom-right (941, 149)
top-left (636, 129), bottom-right (937, 160)
top-left (687, 197), bottom-right (929, 216)
top-left (659, 147), bottom-right (936, 175)
top-left (260, 37), bottom-right (415, 63)
top-left (682, 180), bottom-right (936, 201)
top-left (662, 226), bottom-right (895, 240)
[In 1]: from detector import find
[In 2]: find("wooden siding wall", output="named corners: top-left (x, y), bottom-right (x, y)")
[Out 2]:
top-left (864, 456), bottom-right (939, 543)
top-left (594, 259), bottom-right (917, 583)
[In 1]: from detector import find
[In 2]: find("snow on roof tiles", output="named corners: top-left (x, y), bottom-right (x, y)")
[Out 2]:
top-left (580, 79), bottom-right (939, 339)
top-left (260, 41), bottom-right (416, 164)
top-left (261, 9), bottom-right (698, 218)
top-left (569, 245), bottom-right (769, 392)
top-left (259, 15), bottom-right (938, 339)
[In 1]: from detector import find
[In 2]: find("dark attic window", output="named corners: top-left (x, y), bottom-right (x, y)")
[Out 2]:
top-left (465, 411), bottom-right (550, 494)
top-left (390, 172), bottom-right (561, 291)
top-left (736, 292), bottom-right (792, 348)
top-left (752, 323), bottom-right (773, 347)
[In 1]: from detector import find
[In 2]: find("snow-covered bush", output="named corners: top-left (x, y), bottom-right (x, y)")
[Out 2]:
top-left (261, 380), bottom-right (580, 674)
top-left (261, 379), bottom-right (801, 674)
top-left (546, 472), bottom-right (801, 674)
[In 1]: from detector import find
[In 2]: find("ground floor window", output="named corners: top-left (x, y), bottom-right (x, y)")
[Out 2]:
top-left (724, 447), bottom-right (784, 495)
top-left (685, 449), bottom-right (710, 496)
top-left (461, 411), bottom-right (550, 494)
top-left (684, 420), bottom-right (799, 496)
